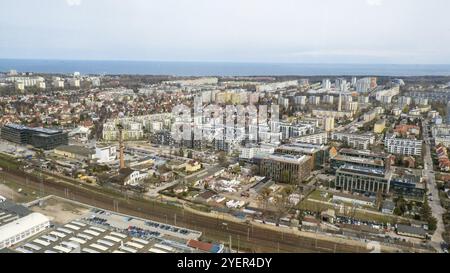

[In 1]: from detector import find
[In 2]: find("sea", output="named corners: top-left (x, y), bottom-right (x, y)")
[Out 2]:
top-left (1, 59), bottom-right (450, 77)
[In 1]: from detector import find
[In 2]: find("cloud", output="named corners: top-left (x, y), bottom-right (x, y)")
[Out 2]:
top-left (366, 0), bottom-right (383, 6)
top-left (66, 0), bottom-right (82, 7)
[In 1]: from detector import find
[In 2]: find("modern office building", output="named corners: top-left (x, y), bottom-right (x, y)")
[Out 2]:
top-left (276, 143), bottom-right (329, 170)
top-left (335, 164), bottom-right (392, 195)
top-left (259, 153), bottom-right (312, 184)
top-left (338, 148), bottom-right (389, 162)
top-left (389, 168), bottom-right (426, 200)
top-left (1, 123), bottom-right (68, 150)
top-left (330, 154), bottom-right (386, 173)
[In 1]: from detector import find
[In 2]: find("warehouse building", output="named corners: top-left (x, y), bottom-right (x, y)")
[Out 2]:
top-left (396, 224), bottom-right (427, 239)
top-left (1, 123), bottom-right (68, 150)
top-left (54, 145), bottom-right (95, 161)
top-left (0, 212), bottom-right (50, 249)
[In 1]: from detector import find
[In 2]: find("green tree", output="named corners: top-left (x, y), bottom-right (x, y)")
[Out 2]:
top-left (217, 152), bottom-right (229, 167)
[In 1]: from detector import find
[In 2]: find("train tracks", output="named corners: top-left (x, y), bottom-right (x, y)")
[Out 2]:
top-left (2, 168), bottom-right (367, 253)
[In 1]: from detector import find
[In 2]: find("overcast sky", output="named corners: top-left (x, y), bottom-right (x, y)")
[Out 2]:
top-left (1, 0), bottom-right (450, 64)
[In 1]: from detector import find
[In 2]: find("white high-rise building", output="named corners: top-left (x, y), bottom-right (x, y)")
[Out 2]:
top-left (308, 96), bottom-right (320, 105)
top-left (338, 93), bottom-right (342, 112)
top-left (322, 79), bottom-right (331, 90)
top-left (53, 77), bottom-right (65, 88)
top-left (355, 78), bottom-right (372, 93)
top-left (335, 78), bottom-right (347, 91)
top-left (68, 78), bottom-right (81, 88)
top-left (15, 81), bottom-right (25, 91)
top-left (294, 96), bottom-right (307, 105)
top-left (91, 77), bottom-right (101, 87)
top-left (323, 95), bottom-right (334, 104)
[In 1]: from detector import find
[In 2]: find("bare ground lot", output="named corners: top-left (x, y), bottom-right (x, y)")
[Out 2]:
top-left (0, 181), bottom-right (41, 203)
top-left (30, 197), bottom-right (90, 224)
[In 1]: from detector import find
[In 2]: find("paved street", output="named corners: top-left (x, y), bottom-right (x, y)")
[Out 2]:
top-left (423, 120), bottom-right (446, 253)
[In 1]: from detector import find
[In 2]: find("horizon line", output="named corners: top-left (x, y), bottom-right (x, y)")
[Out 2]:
top-left (1, 57), bottom-right (450, 66)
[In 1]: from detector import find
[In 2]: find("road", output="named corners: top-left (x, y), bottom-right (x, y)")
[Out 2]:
top-left (422, 120), bottom-right (446, 253)
top-left (0, 167), bottom-right (370, 253)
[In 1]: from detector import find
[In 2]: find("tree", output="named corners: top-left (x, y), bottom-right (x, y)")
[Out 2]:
top-left (402, 105), bottom-right (410, 114)
top-left (217, 151), bottom-right (229, 167)
top-left (259, 188), bottom-right (272, 212)
top-left (274, 190), bottom-right (292, 224)
top-left (250, 165), bottom-right (259, 176)
top-left (231, 165), bottom-right (241, 174)
top-left (394, 196), bottom-right (407, 216)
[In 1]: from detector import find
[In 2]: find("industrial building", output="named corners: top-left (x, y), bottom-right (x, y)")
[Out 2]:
top-left (396, 224), bottom-right (427, 239)
top-left (1, 123), bottom-right (68, 150)
top-left (0, 213), bottom-right (50, 249)
top-left (54, 145), bottom-right (96, 161)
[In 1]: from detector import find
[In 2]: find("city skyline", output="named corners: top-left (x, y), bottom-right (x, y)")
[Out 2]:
top-left (1, 0), bottom-right (450, 64)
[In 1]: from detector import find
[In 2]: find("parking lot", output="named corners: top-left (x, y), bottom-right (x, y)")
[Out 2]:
top-left (11, 206), bottom-right (204, 253)
top-left (87, 208), bottom-right (202, 240)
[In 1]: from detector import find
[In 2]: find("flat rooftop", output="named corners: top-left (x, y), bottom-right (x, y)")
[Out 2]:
top-left (265, 153), bottom-right (311, 164)
top-left (339, 148), bottom-right (388, 159)
top-left (337, 164), bottom-right (388, 177)
top-left (54, 145), bottom-right (94, 156)
top-left (11, 208), bottom-right (210, 254)
top-left (4, 123), bottom-right (62, 135)
top-left (277, 144), bottom-right (319, 154)
top-left (333, 154), bottom-right (385, 167)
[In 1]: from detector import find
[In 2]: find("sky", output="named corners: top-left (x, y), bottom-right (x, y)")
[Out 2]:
top-left (1, 0), bottom-right (450, 64)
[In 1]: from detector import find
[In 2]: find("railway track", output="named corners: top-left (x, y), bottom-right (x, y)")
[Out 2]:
top-left (2, 168), bottom-right (367, 253)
